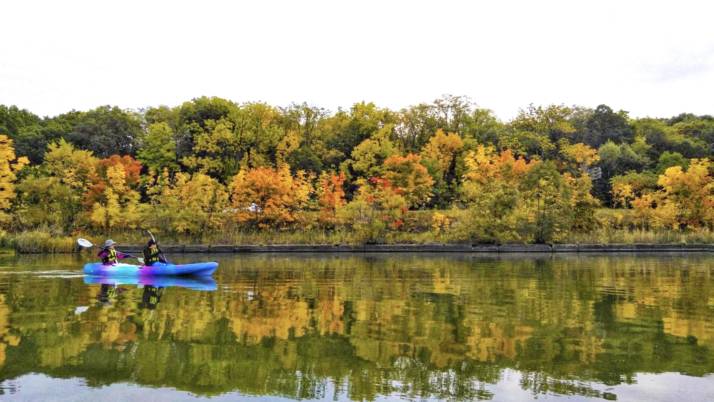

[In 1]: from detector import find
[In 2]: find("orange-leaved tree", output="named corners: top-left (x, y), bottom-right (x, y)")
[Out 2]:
top-left (89, 163), bottom-right (141, 230)
top-left (462, 145), bottom-right (537, 194)
top-left (230, 165), bottom-right (313, 228)
top-left (85, 155), bottom-right (142, 207)
top-left (382, 153), bottom-right (434, 208)
top-left (316, 171), bottom-right (346, 226)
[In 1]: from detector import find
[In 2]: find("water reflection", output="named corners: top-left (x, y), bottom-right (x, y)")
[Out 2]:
top-left (83, 275), bottom-right (217, 291)
top-left (0, 253), bottom-right (713, 401)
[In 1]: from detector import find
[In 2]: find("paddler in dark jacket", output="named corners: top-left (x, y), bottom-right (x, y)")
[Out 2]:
top-left (142, 239), bottom-right (166, 266)
top-left (97, 239), bottom-right (131, 265)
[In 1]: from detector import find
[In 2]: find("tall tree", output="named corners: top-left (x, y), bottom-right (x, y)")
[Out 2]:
top-left (137, 122), bottom-right (179, 173)
top-left (66, 106), bottom-right (143, 157)
top-left (579, 104), bottom-right (634, 147)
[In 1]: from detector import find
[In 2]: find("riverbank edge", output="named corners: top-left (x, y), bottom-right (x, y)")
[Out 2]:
top-left (37, 243), bottom-right (714, 254)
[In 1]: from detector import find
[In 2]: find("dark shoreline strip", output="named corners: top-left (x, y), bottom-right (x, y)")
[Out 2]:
top-left (81, 243), bottom-right (714, 254)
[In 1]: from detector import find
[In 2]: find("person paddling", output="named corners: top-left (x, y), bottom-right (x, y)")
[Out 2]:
top-left (142, 239), bottom-right (166, 266)
top-left (97, 239), bottom-right (131, 265)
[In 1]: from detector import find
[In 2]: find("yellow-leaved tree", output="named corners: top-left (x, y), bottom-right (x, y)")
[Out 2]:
top-left (420, 130), bottom-right (464, 205)
top-left (44, 139), bottom-right (97, 191)
top-left (0, 135), bottom-right (29, 226)
top-left (560, 142), bottom-right (599, 170)
top-left (460, 145), bottom-right (538, 242)
top-left (142, 172), bottom-right (229, 236)
top-left (230, 165), bottom-right (313, 228)
top-left (15, 139), bottom-right (96, 232)
top-left (632, 159), bottom-right (713, 229)
top-left (90, 164), bottom-right (141, 230)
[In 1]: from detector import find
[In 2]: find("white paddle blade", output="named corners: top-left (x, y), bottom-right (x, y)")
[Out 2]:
top-left (137, 257), bottom-right (145, 265)
top-left (77, 238), bottom-right (94, 248)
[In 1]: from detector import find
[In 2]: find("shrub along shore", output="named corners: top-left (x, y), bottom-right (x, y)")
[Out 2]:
top-left (3, 225), bottom-right (714, 254)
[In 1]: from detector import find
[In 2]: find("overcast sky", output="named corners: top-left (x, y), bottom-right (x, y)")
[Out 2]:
top-left (1, 0), bottom-right (713, 119)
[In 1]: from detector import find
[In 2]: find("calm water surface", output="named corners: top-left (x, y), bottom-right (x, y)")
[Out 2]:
top-left (0, 253), bottom-right (713, 401)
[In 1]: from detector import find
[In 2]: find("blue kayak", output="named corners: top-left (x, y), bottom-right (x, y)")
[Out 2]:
top-left (83, 275), bottom-right (217, 291)
top-left (83, 261), bottom-right (218, 277)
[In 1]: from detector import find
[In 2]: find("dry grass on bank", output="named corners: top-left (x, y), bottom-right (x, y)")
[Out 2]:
top-left (3, 208), bottom-right (713, 253)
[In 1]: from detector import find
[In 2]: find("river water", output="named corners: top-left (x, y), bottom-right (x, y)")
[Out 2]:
top-left (0, 253), bottom-right (713, 401)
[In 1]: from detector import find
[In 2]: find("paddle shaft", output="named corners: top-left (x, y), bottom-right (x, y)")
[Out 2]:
top-left (147, 230), bottom-right (170, 263)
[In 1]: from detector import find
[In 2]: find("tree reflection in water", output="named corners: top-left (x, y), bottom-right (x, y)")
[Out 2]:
top-left (0, 253), bottom-right (713, 401)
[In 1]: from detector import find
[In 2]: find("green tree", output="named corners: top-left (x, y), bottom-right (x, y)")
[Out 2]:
top-left (176, 97), bottom-right (238, 158)
top-left (0, 105), bottom-right (40, 137)
top-left (230, 102), bottom-right (284, 168)
top-left (505, 104), bottom-right (575, 158)
top-left (181, 119), bottom-right (240, 181)
top-left (137, 122), bottom-right (179, 173)
top-left (343, 125), bottom-right (398, 180)
top-left (579, 104), bottom-right (634, 147)
top-left (66, 106), bottom-right (143, 157)
top-left (656, 151), bottom-right (689, 174)
top-left (323, 102), bottom-right (396, 168)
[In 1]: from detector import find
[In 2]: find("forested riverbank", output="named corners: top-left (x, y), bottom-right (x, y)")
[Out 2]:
top-left (0, 96), bottom-right (712, 251)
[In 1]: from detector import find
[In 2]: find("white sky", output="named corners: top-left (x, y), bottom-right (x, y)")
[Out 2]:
top-left (1, 0), bottom-right (713, 119)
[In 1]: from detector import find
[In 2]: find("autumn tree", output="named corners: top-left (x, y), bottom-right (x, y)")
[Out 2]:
top-left (176, 96), bottom-right (237, 158)
top-left (460, 145), bottom-right (538, 242)
top-left (43, 139), bottom-right (98, 191)
top-left (517, 162), bottom-right (598, 242)
top-left (560, 142), bottom-right (599, 170)
top-left (610, 171), bottom-right (658, 208)
top-left (182, 119), bottom-right (240, 181)
top-left (15, 176), bottom-right (78, 232)
top-left (317, 171), bottom-right (346, 226)
top-left (382, 154), bottom-right (433, 208)
top-left (337, 177), bottom-right (408, 243)
top-left (0, 135), bottom-right (28, 227)
top-left (142, 172), bottom-right (229, 236)
top-left (89, 164), bottom-right (141, 230)
top-left (323, 102), bottom-right (397, 169)
top-left (230, 165), bottom-right (313, 228)
top-left (84, 155), bottom-right (142, 210)
top-left (15, 139), bottom-right (97, 232)
top-left (344, 125), bottom-right (398, 180)
top-left (420, 130), bottom-right (464, 205)
top-left (632, 159), bottom-right (714, 229)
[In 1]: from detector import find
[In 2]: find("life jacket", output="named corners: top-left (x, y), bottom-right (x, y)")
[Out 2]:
top-left (143, 244), bottom-right (160, 265)
top-left (141, 286), bottom-right (163, 309)
top-left (102, 248), bottom-right (118, 265)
